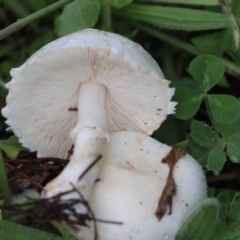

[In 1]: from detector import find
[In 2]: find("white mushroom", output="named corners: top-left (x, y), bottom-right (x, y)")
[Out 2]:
top-left (62, 131), bottom-right (207, 240)
top-left (2, 29), bottom-right (176, 200)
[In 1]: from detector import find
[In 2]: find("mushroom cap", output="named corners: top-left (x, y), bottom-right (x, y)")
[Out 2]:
top-left (2, 29), bottom-right (176, 158)
top-left (77, 131), bottom-right (207, 240)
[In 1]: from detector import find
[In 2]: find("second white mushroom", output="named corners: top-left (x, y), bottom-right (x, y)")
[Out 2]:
top-left (61, 131), bottom-right (207, 240)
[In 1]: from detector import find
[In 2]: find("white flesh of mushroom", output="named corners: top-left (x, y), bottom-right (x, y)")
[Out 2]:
top-left (59, 132), bottom-right (207, 240)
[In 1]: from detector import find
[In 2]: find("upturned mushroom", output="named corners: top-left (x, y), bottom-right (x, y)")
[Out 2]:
top-left (58, 131), bottom-right (207, 240)
top-left (2, 29), bottom-right (176, 200)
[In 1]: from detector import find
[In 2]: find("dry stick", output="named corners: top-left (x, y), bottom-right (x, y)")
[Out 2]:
top-left (16, 158), bottom-right (66, 185)
top-left (7, 160), bottom-right (33, 176)
top-left (7, 157), bottom-right (68, 176)
top-left (5, 159), bottom-right (31, 163)
top-left (39, 172), bottom-right (50, 185)
top-left (5, 162), bottom-right (43, 190)
top-left (6, 159), bottom-right (37, 176)
top-left (78, 155), bottom-right (102, 180)
top-left (35, 157), bottom-right (69, 164)
top-left (43, 162), bottom-right (49, 172)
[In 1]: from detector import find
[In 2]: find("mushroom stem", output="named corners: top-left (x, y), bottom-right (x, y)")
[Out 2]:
top-left (43, 81), bottom-right (109, 203)
top-left (43, 128), bottom-right (108, 202)
top-left (73, 81), bottom-right (107, 130)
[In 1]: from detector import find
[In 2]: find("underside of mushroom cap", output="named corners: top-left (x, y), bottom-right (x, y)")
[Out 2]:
top-left (2, 29), bottom-right (176, 159)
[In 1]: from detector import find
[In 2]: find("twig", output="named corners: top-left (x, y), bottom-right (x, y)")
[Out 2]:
top-left (5, 162), bottom-right (43, 190)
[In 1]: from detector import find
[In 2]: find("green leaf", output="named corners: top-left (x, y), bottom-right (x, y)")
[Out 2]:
top-left (0, 152), bottom-right (12, 202)
top-left (55, 0), bottom-right (100, 37)
top-left (186, 135), bottom-right (208, 166)
top-left (189, 55), bottom-right (225, 92)
top-left (113, 4), bottom-right (230, 31)
top-left (208, 94), bottom-right (240, 125)
top-left (213, 116), bottom-right (240, 138)
top-left (227, 132), bottom-right (240, 163)
top-left (176, 198), bottom-right (219, 240)
top-left (191, 30), bottom-right (228, 55)
top-left (188, 115), bottom-right (240, 173)
top-left (174, 140), bottom-right (188, 151)
top-left (229, 192), bottom-right (240, 223)
top-left (174, 78), bottom-right (200, 90)
top-left (190, 120), bottom-right (219, 147)
top-left (225, 32), bottom-right (240, 65)
top-left (0, 135), bottom-right (25, 158)
top-left (207, 143), bottom-right (226, 176)
top-left (187, 133), bottom-right (226, 175)
top-left (52, 221), bottom-right (79, 240)
top-left (0, 220), bottom-right (64, 240)
top-left (136, 0), bottom-right (219, 5)
top-left (173, 87), bottom-right (203, 120)
top-left (211, 221), bottom-right (240, 240)
top-left (111, 0), bottom-right (132, 9)
top-left (217, 190), bottom-right (235, 220)
top-left (11, 189), bottom-right (40, 205)
top-left (27, 0), bottom-right (48, 12)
